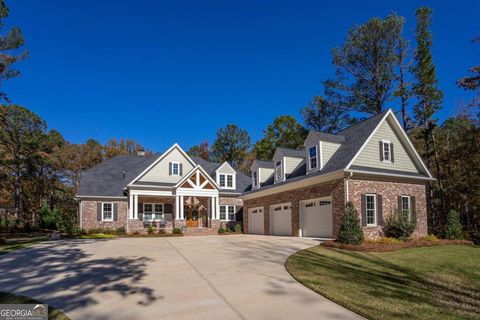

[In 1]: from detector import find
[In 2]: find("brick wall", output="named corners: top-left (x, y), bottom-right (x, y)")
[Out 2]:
top-left (243, 179), bottom-right (344, 237)
top-left (81, 200), bottom-right (128, 231)
top-left (348, 179), bottom-right (428, 238)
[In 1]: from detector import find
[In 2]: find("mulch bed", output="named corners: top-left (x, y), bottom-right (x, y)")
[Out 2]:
top-left (218, 231), bottom-right (242, 236)
top-left (323, 239), bottom-right (474, 252)
top-left (120, 233), bottom-right (183, 238)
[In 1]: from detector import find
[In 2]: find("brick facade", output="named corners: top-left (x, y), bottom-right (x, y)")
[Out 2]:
top-left (243, 177), bottom-right (428, 239)
top-left (243, 179), bottom-right (344, 237)
top-left (81, 200), bottom-right (128, 231)
top-left (348, 178), bottom-right (428, 238)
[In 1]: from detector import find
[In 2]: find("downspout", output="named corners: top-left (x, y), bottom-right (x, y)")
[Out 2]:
top-left (344, 171), bottom-right (353, 204)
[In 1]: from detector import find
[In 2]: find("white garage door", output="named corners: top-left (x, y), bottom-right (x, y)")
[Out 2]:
top-left (300, 198), bottom-right (333, 238)
top-left (248, 207), bottom-right (264, 235)
top-left (269, 203), bottom-right (292, 236)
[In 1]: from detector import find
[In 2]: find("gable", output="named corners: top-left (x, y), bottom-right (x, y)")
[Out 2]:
top-left (139, 147), bottom-right (194, 183)
top-left (216, 162), bottom-right (236, 175)
top-left (352, 116), bottom-right (422, 174)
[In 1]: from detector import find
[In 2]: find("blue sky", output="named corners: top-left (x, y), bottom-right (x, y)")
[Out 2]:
top-left (5, 0), bottom-right (479, 152)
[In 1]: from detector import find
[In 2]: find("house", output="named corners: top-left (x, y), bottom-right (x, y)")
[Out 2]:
top-left (77, 108), bottom-right (433, 238)
top-left (76, 144), bottom-right (251, 234)
top-left (241, 109), bottom-right (434, 238)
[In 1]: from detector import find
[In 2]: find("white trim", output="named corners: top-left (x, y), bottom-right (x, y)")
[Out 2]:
top-left (142, 203), bottom-right (165, 221)
top-left (218, 173), bottom-right (235, 189)
top-left (180, 195), bottom-right (184, 220)
top-left (219, 205), bottom-right (236, 221)
top-left (133, 195), bottom-right (138, 219)
top-left (241, 169), bottom-right (344, 200)
top-left (308, 145), bottom-right (318, 171)
top-left (365, 194), bottom-right (377, 226)
top-left (381, 139), bottom-right (391, 163)
top-left (346, 169), bottom-right (435, 181)
top-left (128, 194), bottom-right (133, 219)
top-left (79, 201), bottom-right (83, 230)
top-left (127, 143), bottom-right (197, 186)
top-left (319, 141), bottom-right (324, 170)
top-left (171, 161), bottom-right (180, 175)
top-left (102, 202), bottom-right (114, 222)
top-left (174, 165), bottom-right (221, 190)
top-left (128, 184), bottom-right (173, 189)
top-left (401, 195), bottom-right (411, 220)
top-left (176, 188), bottom-right (219, 197)
top-left (129, 190), bottom-right (173, 196)
top-left (76, 195), bottom-right (127, 199)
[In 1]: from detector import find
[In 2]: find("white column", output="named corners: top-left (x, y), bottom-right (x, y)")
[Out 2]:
top-left (215, 196), bottom-right (220, 220)
top-left (180, 195), bottom-right (185, 219)
top-left (175, 195), bottom-right (180, 220)
top-left (128, 194), bottom-right (134, 219)
top-left (211, 197), bottom-right (215, 220)
top-left (133, 195), bottom-right (138, 219)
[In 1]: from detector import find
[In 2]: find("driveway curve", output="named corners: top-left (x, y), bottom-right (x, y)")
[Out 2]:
top-left (0, 235), bottom-right (362, 320)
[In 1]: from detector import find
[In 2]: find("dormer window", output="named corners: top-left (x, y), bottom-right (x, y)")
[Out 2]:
top-left (309, 146), bottom-right (318, 170)
top-left (219, 173), bottom-right (234, 189)
top-left (275, 161), bottom-right (282, 181)
top-left (253, 171), bottom-right (258, 187)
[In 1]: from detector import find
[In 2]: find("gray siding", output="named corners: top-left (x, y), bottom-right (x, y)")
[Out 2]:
top-left (259, 168), bottom-right (274, 184)
top-left (353, 118), bottom-right (420, 173)
top-left (285, 156), bottom-right (303, 174)
top-left (322, 141), bottom-right (341, 167)
top-left (139, 148), bottom-right (194, 183)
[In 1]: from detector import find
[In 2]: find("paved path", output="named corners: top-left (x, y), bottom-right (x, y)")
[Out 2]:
top-left (0, 235), bottom-right (363, 320)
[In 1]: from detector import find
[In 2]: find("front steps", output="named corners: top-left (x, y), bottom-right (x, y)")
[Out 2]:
top-left (183, 227), bottom-right (219, 236)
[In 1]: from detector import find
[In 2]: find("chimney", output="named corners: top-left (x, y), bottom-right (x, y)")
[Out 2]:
top-left (137, 148), bottom-right (145, 156)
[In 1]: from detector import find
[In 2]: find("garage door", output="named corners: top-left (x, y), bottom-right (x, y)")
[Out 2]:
top-left (248, 207), bottom-right (264, 235)
top-left (269, 203), bottom-right (292, 236)
top-left (300, 198), bottom-right (333, 238)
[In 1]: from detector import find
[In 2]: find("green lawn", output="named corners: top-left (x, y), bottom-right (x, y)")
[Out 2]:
top-left (286, 245), bottom-right (480, 320)
top-left (78, 233), bottom-right (117, 239)
top-left (0, 291), bottom-right (70, 320)
top-left (0, 235), bottom-right (49, 255)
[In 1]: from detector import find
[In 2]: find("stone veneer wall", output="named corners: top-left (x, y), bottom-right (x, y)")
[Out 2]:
top-left (243, 179), bottom-right (345, 237)
top-left (348, 179), bottom-right (428, 238)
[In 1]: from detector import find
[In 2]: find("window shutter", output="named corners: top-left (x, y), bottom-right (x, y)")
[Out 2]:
top-left (390, 143), bottom-right (394, 163)
top-left (379, 141), bottom-right (384, 161)
top-left (377, 195), bottom-right (383, 225)
top-left (411, 196), bottom-right (416, 213)
top-left (138, 202), bottom-right (143, 221)
top-left (179, 163), bottom-right (183, 175)
top-left (169, 162), bottom-right (172, 175)
top-left (164, 203), bottom-right (173, 213)
top-left (97, 202), bottom-right (102, 221)
top-left (113, 203), bottom-right (118, 221)
top-left (398, 196), bottom-right (402, 211)
top-left (361, 195), bottom-right (367, 226)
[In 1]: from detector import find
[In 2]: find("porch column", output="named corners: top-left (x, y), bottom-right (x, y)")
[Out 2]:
top-left (175, 195), bottom-right (180, 220)
top-left (133, 194), bottom-right (138, 219)
top-left (216, 196), bottom-right (220, 220)
top-left (180, 195), bottom-right (184, 219)
top-left (128, 194), bottom-right (134, 219)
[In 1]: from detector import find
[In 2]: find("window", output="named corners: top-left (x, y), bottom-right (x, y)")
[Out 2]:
top-left (275, 161), bottom-right (282, 181)
top-left (401, 196), bottom-right (411, 220)
top-left (219, 174), bottom-right (234, 189)
top-left (366, 194), bottom-right (376, 226)
top-left (382, 140), bottom-right (391, 162)
top-left (220, 205), bottom-right (236, 221)
top-left (102, 202), bottom-right (113, 221)
top-left (172, 162), bottom-right (180, 175)
top-left (253, 171), bottom-right (258, 187)
top-left (144, 203), bottom-right (164, 221)
top-left (309, 146), bottom-right (317, 169)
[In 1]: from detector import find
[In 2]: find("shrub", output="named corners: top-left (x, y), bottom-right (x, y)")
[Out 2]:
top-left (337, 202), bottom-right (364, 245)
top-left (116, 227), bottom-right (126, 235)
top-left (234, 224), bottom-right (242, 233)
top-left (158, 228), bottom-right (166, 234)
top-left (87, 228), bottom-right (104, 234)
top-left (443, 210), bottom-right (463, 239)
top-left (423, 234), bottom-right (438, 241)
top-left (38, 205), bottom-right (62, 230)
top-left (383, 208), bottom-right (416, 240)
top-left (147, 224), bottom-right (155, 235)
top-left (218, 227), bottom-right (226, 234)
top-left (172, 228), bottom-right (182, 235)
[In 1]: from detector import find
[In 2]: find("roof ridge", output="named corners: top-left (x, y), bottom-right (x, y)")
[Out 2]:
top-left (337, 108), bottom-right (390, 134)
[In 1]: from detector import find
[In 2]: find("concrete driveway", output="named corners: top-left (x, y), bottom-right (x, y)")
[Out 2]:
top-left (0, 235), bottom-right (362, 320)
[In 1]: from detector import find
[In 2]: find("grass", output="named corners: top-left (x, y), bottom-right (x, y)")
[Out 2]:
top-left (0, 291), bottom-right (70, 320)
top-left (78, 233), bottom-right (118, 239)
top-left (0, 234), bottom-right (49, 255)
top-left (286, 245), bottom-right (480, 320)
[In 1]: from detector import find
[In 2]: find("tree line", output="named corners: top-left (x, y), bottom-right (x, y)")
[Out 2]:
top-left (0, 0), bottom-right (478, 236)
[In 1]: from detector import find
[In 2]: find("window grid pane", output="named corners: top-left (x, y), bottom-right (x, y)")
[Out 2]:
top-left (227, 175), bottom-right (233, 187)
top-left (103, 203), bottom-right (112, 220)
top-left (383, 142), bottom-right (390, 161)
top-left (366, 195), bottom-right (375, 225)
top-left (220, 206), bottom-right (226, 220)
top-left (228, 206), bottom-right (235, 220)
top-left (172, 163), bottom-right (179, 175)
top-left (219, 175), bottom-right (225, 187)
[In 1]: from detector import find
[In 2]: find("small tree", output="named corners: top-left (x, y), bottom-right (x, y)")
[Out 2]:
top-left (337, 202), bottom-right (364, 244)
top-left (443, 210), bottom-right (463, 239)
top-left (383, 208), bottom-right (416, 240)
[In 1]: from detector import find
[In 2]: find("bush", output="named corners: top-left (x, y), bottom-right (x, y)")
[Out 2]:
top-left (423, 234), bottom-right (438, 241)
top-left (234, 224), bottom-right (242, 233)
top-left (337, 202), bottom-right (364, 244)
top-left (172, 228), bottom-right (182, 234)
top-left (147, 224), bottom-right (155, 235)
top-left (38, 205), bottom-right (62, 230)
top-left (443, 210), bottom-right (463, 239)
top-left (158, 228), bottom-right (166, 234)
top-left (87, 228), bottom-right (104, 234)
top-left (383, 208), bottom-right (416, 240)
top-left (365, 237), bottom-right (403, 244)
top-left (218, 227), bottom-right (226, 234)
top-left (116, 227), bottom-right (126, 235)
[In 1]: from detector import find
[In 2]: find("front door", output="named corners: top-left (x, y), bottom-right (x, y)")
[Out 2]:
top-left (185, 208), bottom-right (199, 227)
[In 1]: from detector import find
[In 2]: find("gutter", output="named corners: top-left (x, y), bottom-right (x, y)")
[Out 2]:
top-left (345, 169), bottom-right (436, 182)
